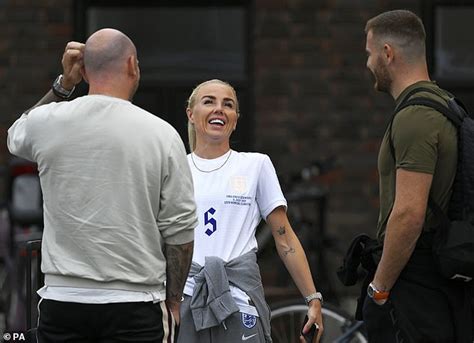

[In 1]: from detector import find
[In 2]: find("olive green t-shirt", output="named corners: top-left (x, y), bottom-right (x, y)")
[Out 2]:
top-left (376, 81), bottom-right (457, 241)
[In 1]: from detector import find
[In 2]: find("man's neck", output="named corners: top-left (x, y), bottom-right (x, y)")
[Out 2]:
top-left (390, 64), bottom-right (430, 100)
top-left (88, 87), bottom-right (131, 101)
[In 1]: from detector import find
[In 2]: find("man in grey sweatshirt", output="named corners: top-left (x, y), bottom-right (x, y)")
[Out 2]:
top-left (7, 28), bottom-right (197, 342)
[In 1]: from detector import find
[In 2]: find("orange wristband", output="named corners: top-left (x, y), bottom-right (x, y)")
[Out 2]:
top-left (367, 282), bottom-right (390, 300)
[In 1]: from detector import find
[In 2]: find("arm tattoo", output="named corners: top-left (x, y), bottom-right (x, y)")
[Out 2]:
top-left (276, 225), bottom-right (294, 256)
top-left (164, 241), bottom-right (194, 301)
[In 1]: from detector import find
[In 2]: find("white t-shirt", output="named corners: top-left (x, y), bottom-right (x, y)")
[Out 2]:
top-left (184, 150), bottom-right (287, 314)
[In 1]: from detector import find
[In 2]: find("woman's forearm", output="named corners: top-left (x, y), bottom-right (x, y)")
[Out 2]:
top-left (274, 226), bottom-right (317, 297)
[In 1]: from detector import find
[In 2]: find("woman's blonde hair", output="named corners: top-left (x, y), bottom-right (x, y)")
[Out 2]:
top-left (186, 79), bottom-right (240, 152)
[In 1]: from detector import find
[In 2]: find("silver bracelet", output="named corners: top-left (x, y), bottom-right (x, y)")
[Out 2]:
top-left (304, 292), bottom-right (323, 305)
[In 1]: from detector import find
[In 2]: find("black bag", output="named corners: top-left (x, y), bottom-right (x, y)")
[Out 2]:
top-left (336, 234), bottom-right (382, 320)
top-left (336, 234), bottom-right (381, 286)
top-left (389, 87), bottom-right (474, 282)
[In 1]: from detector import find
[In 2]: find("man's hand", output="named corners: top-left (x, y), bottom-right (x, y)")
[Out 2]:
top-left (61, 41), bottom-right (85, 90)
top-left (21, 41), bottom-right (85, 113)
top-left (299, 300), bottom-right (323, 343)
top-left (166, 298), bottom-right (182, 326)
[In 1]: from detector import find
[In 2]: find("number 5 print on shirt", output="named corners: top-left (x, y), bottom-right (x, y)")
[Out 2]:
top-left (204, 207), bottom-right (217, 236)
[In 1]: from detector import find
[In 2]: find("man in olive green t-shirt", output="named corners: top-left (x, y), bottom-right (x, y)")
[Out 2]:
top-left (363, 9), bottom-right (472, 343)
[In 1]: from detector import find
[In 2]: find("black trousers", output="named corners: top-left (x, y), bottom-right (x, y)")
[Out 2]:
top-left (362, 246), bottom-right (473, 343)
top-left (37, 299), bottom-right (175, 343)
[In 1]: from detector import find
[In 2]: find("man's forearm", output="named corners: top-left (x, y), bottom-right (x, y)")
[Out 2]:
top-left (373, 211), bottom-right (423, 291)
top-left (164, 241), bottom-right (194, 302)
top-left (25, 89), bottom-right (65, 115)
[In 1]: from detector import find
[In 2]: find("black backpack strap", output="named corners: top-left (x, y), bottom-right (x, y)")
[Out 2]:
top-left (394, 86), bottom-right (451, 112)
top-left (388, 87), bottom-right (449, 158)
top-left (388, 96), bottom-right (462, 161)
top-left (399, 98), bottom-right (462, 127)
top-left (428, 197), bottom-right (450, 240)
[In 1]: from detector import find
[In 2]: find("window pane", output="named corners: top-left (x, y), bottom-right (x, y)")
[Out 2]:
top-left (87, 7), bottom-right (246, 82)
top-left (435, 6), bottom-right (474, 80)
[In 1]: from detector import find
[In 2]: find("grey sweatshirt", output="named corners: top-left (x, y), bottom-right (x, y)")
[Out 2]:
top-left (8, 95), bottom-right (197, 296)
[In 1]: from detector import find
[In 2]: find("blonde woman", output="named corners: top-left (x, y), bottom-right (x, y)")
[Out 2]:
top-left (177, 79), bottom-right (323, 343)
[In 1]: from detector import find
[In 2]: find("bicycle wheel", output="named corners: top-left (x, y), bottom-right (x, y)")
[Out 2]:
top-left (271, 301), bottom-right (367, 343)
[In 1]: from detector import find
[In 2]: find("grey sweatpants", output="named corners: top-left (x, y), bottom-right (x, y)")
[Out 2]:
top-left (177, 296), bottom-right (265, 343)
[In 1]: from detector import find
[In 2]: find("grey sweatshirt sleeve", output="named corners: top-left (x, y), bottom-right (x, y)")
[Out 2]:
top-left (7, 113), bottom-right (35, 161)
top-left (157, 132), bottom-right (197, 245)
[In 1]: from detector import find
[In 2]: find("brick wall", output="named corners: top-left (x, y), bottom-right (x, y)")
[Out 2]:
top-left (254, 0), bottom-right (418, 244)
top-left (0, 0), bottom-right (73, 199)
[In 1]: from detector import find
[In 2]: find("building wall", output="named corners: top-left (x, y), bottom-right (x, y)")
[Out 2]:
top-left (0, 0), bottom-right (72, 203)
top-left (0, 0), bottom-right (73, 158)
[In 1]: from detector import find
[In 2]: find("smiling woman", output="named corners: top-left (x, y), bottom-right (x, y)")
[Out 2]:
top-left (177, 80), bottom-right (324, 343)
top-left (186, 79), bottom-right (240, 155)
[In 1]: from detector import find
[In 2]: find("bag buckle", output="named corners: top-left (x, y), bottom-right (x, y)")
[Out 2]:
top-left (450, 274), bottom-right (473, 282)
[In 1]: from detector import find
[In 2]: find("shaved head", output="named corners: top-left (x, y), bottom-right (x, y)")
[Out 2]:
top-left (84, 28), bottom-right (137, 75)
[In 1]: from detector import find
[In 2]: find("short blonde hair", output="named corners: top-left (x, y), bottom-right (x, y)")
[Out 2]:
top-left (186, 79), bottom-right (240, 152)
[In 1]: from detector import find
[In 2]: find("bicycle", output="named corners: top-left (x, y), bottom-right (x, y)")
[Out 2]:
top-left (270, 300), bottom-right (367, 343)
top-left (0, 157), bottom-right (44, 332)
top-left (256, 158), bottom-right (368, 342)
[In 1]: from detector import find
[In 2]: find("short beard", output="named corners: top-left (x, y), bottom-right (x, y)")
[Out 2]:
top-left (373, 57), bottom-right (392, 93)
